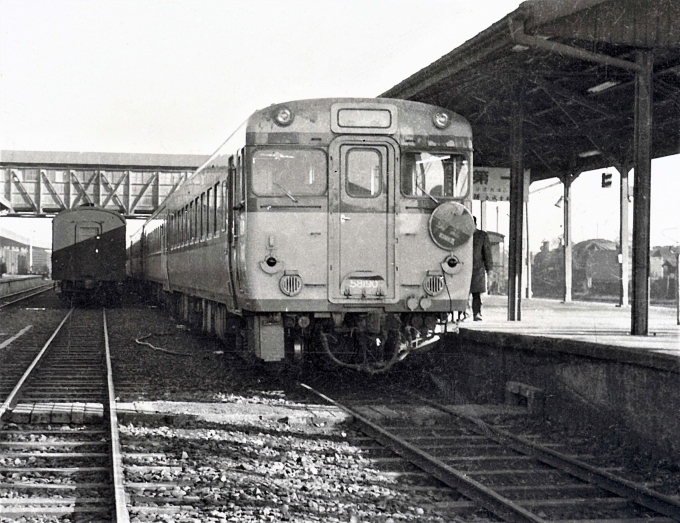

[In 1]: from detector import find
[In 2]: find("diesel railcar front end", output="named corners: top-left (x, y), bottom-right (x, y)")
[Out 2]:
top-left (132, 98), bottom-right (474, 372)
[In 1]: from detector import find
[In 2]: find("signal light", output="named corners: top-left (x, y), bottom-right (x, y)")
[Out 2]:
top-left (601, 172), bottom-right (612, 188)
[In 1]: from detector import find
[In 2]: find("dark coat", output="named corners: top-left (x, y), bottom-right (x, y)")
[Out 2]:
top-left (471, 229), bottom-right (493, 293)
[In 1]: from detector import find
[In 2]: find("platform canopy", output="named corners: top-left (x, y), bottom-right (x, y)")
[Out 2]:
top-left (0, 150), bottom-right (208, 217)
top-left (382, 0), bottom-right (680, 182)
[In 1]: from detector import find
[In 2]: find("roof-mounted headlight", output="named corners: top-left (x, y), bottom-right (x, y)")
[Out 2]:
top-left (432, 111), bottom-right (450, 129)
top-left (273, 106), bottom-right (294, 126)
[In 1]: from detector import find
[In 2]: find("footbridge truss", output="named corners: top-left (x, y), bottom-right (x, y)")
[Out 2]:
top-left (0, 151), bottom-right (208, 217)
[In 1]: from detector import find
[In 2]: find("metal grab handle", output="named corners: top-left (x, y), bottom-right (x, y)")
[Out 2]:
top-left (341, 214), bottom-right (351, 222)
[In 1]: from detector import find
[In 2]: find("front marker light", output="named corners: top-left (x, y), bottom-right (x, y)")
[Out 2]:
top-left (433, 111), bottom-right (450, 129)
top-left (273, 106), bottom-right (294, 126)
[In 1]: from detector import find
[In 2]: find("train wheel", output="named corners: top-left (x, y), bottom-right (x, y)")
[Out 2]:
top-left (293, 337), bottom-right (305, 362)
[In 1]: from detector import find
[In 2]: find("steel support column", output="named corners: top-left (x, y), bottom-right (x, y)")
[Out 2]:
top-left (631, 50), bottom-right (654, 335)
top-left (563, 172), bottom-right (573, 303)
top-left (508, 91), bottom-right (524, 321)
top-left (525, 201), bottom-right (532, 299)
top-left (618, 164), bottom-right (631, 308)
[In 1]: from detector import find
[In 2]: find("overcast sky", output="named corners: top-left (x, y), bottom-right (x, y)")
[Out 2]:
top-left (1, 0), bottom-right (678, 250)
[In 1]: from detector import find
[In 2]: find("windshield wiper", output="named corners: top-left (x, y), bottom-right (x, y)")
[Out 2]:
top-left (273, 181), bottom-right (298, 203)
top-left (415, 181), bottom-right (439, 204)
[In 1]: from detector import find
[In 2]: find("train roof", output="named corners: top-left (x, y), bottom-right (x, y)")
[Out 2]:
top-left (53, 205), bottom-right (126, 224)
top-left (245, 97), bottom-right (472, 136)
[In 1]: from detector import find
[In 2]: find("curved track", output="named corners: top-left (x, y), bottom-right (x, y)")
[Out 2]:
top-left (301, 383), bottom-right (680, 523)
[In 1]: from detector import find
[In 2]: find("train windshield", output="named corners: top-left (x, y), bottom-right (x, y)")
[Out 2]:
top-left (401, 152), bottom-right (469, 199)
top-left (251, 149), bottom-right (327, 197)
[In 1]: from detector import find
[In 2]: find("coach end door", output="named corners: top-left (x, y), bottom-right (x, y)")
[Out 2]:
top-left (329, 137), bottom-right (397, 304)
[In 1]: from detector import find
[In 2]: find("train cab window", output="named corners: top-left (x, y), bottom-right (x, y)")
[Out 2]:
top-left (346, 148), bottom-right (382, 198)
top-left (251, 149), bottom-right (327, 197)
top-left (77, 226), bottom-right (99, 242)
top-left (401, 152), bottom-right (469, 199)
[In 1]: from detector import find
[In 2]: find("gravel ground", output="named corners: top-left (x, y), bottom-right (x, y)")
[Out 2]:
top-left (105, 297), bottom-right (680, 520)
top-left (106, 301), bottom-right (497, 522)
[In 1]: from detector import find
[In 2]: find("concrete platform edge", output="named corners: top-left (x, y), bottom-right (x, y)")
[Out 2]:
top-left (457, 328), bottom-right (680, 374)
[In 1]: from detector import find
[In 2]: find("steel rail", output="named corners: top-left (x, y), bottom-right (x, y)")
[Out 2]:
top-left (412, 393), bottom-right (680, 520)
top-left (103, 308), bottom-right (130, 523)
top-left (300, 382), bottom-right (547, 523)
top-left (0, 307), bottom-right (74, 420)
top-left (0, 284), bottom-right (53, 309)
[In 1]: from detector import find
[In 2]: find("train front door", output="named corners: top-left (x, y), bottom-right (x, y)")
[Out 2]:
top-left (74, 222), bottom-right (101, 277)
top-left (329, 137), bottom-right (397, 304)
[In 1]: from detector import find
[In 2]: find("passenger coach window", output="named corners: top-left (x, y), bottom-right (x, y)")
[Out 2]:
top-left (346, 149), bottom-right (382, 198)
top-left (401, 152), bottom-right (469, 198)
top-left (251, 149), bottom-right (326, 197)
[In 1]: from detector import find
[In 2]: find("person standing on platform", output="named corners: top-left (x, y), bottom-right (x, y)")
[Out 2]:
top-left (471, 216), bottom-right (493, 321)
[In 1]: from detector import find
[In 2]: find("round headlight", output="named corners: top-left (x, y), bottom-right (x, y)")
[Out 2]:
top-left (432, 111), bottom-right (450, 129)
top-left (273, 106), bottom-right (294, 126)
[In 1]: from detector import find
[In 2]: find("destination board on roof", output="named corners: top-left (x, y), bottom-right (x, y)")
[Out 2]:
top-left (473, 167), bottom-right (530, 202)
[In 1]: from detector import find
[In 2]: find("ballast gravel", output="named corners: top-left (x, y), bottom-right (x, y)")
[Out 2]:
top-left (105, 302), bottom-right (493, 522)
top-left (4, 294), bottom-right (678, 521)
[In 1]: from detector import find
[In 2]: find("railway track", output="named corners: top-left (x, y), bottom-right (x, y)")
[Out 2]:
top-left (301, 383), bottom-right (680, 523)
top-left (0, 283), bottom-right (53, 309)
top-left (0, 308), bottom-right (129, 522)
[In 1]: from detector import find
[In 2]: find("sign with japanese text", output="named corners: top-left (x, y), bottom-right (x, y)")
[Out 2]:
top-left (473, 167), bottom-right (530, 202)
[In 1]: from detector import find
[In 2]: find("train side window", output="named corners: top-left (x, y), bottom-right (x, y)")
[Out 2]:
top-left (213, 183), bottom-right (219, 236)
top-left (189, 201), bottom-right (194, 242)
top-left (346, 148), bottom-right (382, 198)
top-left (168, 215), bottom-right (173, 249)
top-left (174, 213), bottom-right (178, 248)
top-left (239, 151), bottom-right (246, 202)
top-left (221, 180), bottom-right (227, 232)
top-left (177, 213), bottom-right (180, 247)
top-left (200, 193), bottom-right (205, 240)
top-left (173, 215), bottom-right (177, 249)
top-left (207, 188), bottom-right (212, 238)
top-left (194, 198), bottom-right (199, 240)
top-left (204, 192), bottom-right (208, 238)
top-left (183, 206), bottom-right (188, 245)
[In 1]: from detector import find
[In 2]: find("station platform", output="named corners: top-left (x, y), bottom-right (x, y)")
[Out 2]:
top-left (455, 295), bottom-right (680, 372)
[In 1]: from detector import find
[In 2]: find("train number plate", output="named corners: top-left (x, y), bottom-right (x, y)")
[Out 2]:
top-left (341, 273), bottom-right (386, 298)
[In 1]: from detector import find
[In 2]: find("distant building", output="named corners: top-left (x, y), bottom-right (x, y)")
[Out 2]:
top-left (31, 246), bottom-right (52, 277)
top-left (0, 227), bottom-right (51, 276)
